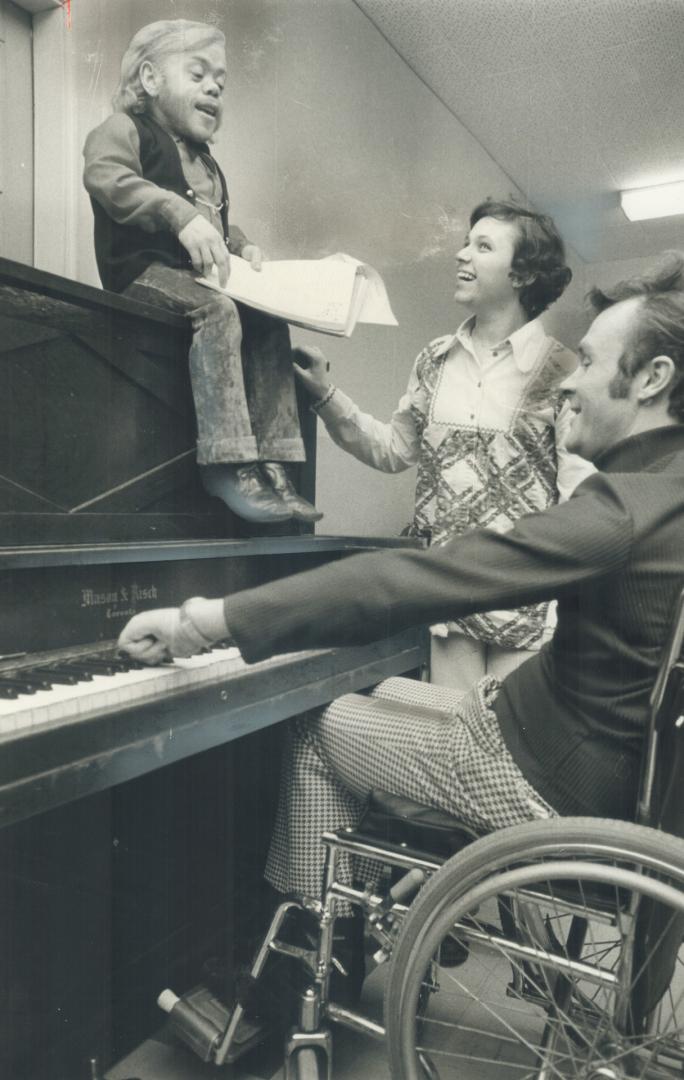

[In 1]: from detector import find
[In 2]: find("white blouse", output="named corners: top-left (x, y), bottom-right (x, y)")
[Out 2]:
top-left (317, 316), bottom-right (595, 649)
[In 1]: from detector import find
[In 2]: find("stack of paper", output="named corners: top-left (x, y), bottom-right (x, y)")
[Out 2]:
top-left (198, 252), bottom-right (398, 337)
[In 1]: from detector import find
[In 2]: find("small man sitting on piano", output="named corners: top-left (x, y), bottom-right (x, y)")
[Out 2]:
top-left (83, 18), bottom-right (321, 526)
top-left (119, 254), bottom-right (684, 1008)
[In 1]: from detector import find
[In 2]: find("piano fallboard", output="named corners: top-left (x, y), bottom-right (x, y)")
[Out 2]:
top-left (0, 629), bottom-right (427, 829)
top-left (0, 534), bottom-right (422, 654)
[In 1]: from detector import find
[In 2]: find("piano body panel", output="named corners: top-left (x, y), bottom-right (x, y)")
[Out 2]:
top-left (0, 534), bottom-right (423, 656)
top-left (0, 256), bottom-right (428, 1074)
top-left (0, 535), bottom-right (427, 1075)
top-left (0, 794), bottom-right (115, 1079)
top-left (0, 256), bottom-right (316, 543)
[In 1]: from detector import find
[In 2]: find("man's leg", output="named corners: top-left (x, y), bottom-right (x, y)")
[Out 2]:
top-left (238, 305), bottom-right (304, 463)
top-left (123, 265), bottom-right (291, 522)
top-left (239, 305), bottom-right (321, 522)
top-left (124, 265), bottom-right (256, 461)
top-left (265, 676), bottom-right (555, 904)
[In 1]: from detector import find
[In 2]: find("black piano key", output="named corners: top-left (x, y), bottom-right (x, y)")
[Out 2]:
top-left (35, 667), bottom-right (82, 686)
top-left (88, 657), bottom-right (139, 672)
top-left (1, 672), bottom-right (54, 690)
top-left (0, 684), bottom-right (20, 699)
top-left (44, 664), bottom-right (94, 681)
top-left (0, 679), bottom-right (39, 695)
top-left (115, 656), bottom-right (147, 670)
top-left (16, 673), bottom-right (55, 690)
top-left (65, 661), bottom-right (119, 677)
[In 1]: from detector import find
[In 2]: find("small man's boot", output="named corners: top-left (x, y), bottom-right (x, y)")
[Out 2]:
top-left (201, 463), bottom-right (293, 523)
top-left (261, 462), bottom-right (323, 523)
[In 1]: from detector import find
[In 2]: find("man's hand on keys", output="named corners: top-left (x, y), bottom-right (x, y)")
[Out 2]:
top-left (118, 598), bottom-right (230, 665)
top-left (118, 609), bottom-right (194, 664)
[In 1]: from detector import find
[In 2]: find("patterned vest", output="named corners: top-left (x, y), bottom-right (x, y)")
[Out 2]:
top-left (409, 333), bottom-right (574, 649)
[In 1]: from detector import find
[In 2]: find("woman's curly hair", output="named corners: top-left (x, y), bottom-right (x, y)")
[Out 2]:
top-left (470, 199), bottom-right (572, 320)
top-left (112, 20), bottom-right (225, 116)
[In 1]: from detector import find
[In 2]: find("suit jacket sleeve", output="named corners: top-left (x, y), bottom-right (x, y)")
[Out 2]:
top-left (225, 474), bottom-right (633, 663)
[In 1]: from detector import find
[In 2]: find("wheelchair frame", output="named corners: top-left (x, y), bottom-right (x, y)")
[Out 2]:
top-left (160, 587), bottom-right (684, 1080)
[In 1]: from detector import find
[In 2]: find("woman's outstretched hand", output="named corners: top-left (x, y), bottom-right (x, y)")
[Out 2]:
top-left (292, 345), bottom-right (332, 401)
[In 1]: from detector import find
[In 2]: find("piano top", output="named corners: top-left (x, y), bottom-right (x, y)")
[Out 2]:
top-left (0, 534), bottom-right (424, 569)
top-left (0, 254), bottom-right (187, 332)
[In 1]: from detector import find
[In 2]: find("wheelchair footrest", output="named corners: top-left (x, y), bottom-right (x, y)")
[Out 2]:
top-left (159, 983), bottom-right (271, 1065)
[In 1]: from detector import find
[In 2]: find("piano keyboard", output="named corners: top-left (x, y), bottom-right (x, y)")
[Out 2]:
top-left (0, 646), bottom-right (244, 734)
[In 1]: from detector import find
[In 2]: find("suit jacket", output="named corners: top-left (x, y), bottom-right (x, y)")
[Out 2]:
top-left (226, 424), bottom-right (684, 819)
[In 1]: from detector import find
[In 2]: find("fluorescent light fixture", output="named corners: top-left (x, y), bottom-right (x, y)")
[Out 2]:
top-left (620, 180), bottom-right (684, 222)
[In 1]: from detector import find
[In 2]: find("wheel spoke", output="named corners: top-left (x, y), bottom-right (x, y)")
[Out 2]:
top-left (385, 820), bottom-right (684, 1080)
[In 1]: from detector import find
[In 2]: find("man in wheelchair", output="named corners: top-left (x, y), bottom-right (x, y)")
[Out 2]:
top-left (120, 253), bottom-right (684, 1078)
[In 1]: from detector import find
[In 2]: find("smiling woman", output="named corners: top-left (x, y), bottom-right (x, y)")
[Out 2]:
top-left (292, 198), bottom-right (595, 692)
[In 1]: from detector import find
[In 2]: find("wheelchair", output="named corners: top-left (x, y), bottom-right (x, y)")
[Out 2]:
top-left (159, 586), bottom-right (684, 1080)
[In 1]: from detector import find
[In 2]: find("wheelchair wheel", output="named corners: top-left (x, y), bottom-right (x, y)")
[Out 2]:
top-left (385, 817), bottom-right (684, 1080)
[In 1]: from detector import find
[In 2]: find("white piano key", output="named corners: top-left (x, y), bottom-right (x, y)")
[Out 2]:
top-left (0, 647), bottom-right (245, 736)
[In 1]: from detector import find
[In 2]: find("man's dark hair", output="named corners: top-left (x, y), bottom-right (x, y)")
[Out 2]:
top-left (470, 199), bottom-right (572, 320)
top-left (589, 252), bottom-right (684, 423)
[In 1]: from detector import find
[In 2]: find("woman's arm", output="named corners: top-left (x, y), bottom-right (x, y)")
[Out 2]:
top-left (293, 344), bottom-right (423, 473)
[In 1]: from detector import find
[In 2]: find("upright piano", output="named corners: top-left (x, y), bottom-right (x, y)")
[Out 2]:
top-left (0, 258), bottom-right (427, 1079)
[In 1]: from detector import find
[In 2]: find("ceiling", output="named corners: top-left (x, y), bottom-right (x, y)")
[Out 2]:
top-left (355, 0), bottom-right (684, 265)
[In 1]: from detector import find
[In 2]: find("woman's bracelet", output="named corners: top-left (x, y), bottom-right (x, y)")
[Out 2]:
top-left (311, 384), bottom-right (337, 413)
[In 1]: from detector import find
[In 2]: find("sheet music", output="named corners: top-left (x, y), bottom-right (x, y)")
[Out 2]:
top-left (199, 253), bottom-right (397, 335)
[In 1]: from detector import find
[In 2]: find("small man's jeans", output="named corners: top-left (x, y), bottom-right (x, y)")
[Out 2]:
top-left (124, 263), bottom-right (305, 464)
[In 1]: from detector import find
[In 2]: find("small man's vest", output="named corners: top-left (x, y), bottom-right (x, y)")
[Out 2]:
top-left (91, 113), bottom-right (230, 294)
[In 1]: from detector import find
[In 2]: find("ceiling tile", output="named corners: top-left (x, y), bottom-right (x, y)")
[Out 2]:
top-left (356, 0), bottom-right (684, 264)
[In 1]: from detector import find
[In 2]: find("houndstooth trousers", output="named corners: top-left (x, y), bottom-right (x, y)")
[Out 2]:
top-left (264, 675), bottom-right (556, 907)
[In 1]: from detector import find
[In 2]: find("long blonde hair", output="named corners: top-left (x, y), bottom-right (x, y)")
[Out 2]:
top-left (112, 19), bottom-right (225, 115)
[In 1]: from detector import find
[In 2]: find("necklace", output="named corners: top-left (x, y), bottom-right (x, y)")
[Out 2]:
top-left (195, 154), bottom-right (225, 217)
top-left (174, 136), bottom-right (225, 216)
